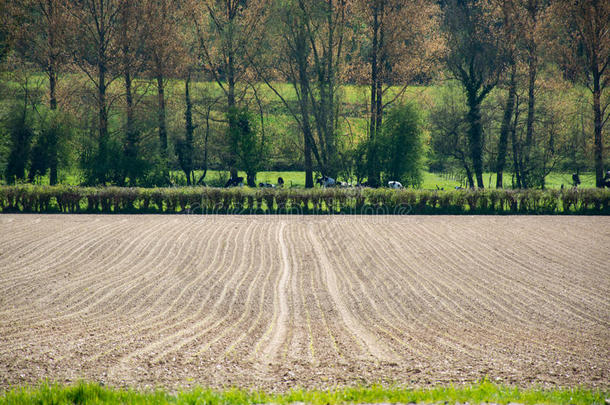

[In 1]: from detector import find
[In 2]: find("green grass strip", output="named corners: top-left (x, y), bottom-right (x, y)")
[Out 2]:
top-left (1, 380), bottom-right (607, 404)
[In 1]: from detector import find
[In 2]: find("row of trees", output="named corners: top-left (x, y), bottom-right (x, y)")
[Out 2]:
top-left (436, 0), bottom-right (608, 189)
top-left (0, 0), bottom-right (607, 188)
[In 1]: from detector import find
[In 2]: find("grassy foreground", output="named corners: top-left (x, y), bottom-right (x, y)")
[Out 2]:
top-left (0, 381), bottom-right (607, 405)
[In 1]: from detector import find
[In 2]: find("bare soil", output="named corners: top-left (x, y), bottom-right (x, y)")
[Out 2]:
top-left (0, 214), bottom-right (608, 391)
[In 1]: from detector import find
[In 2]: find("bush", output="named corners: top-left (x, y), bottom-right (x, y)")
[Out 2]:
top-left (0, 185), bottom-right (608, 215)
top-left (376, 103), bottom-right (425, 187)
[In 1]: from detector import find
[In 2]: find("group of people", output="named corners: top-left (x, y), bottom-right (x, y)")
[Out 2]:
top-left (570, 171), bottom-right (610, 188)
top-left (225, 172), bottom-right (610, 189)
top-left (316, 176), bottom-right (404, 189)
top-left (224, 176), bottom-right (286, 188)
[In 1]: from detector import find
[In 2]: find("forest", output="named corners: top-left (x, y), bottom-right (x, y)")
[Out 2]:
top-left (0, 0), bottom-right (608, 189)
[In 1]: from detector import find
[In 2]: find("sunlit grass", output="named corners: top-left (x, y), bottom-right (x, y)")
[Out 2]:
top-left (1, 380), bottom-right (606, 404)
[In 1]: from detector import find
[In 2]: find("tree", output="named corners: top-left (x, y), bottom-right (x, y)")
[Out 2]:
top-left (143, 0), bottom-right (185, 178)
top-left (0, 0), bottom-right (14, 65)
top-left (66, 0), bottom-right (122, 184)
top-left (11, 0), bottom-right (69, 184)
top-left (525, 86), bottom-right (568, 188)
top-left (193, 0), bottom-right (267, 179)
top-left (430, 83), bottom-right (476, 188)
top-left (2, 62), bottom-right (41, 183)
top-left (258, 0), bottom-right (317, 187)
top-left (29, 109), bottom-right (73, 183)
top-left (552, 0), bottom-right (609, 187)
top-left (353, 0), bottom-right (439, 187)
top-left (5, 105), bottom-right (35, 183)
top-left (260, 0), bottom-right (350, 186)
top-left (518, 0), bottom-right (549, 188)
top-left (494, 0), bottom-right (519, 188)
top-left (118, 0), bottom-right (148, 185)
top-left (376, 103), bottom-right (425, 186)
top-left (176, 72), bottom-right (196, 185)
top-left (228, 107), bottom-right (266, 187)
top-left (442, 0), bottom-right (507, 188)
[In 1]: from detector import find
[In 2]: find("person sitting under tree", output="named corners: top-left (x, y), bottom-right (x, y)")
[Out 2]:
top-left (572, 173), bottom-right (581, 188)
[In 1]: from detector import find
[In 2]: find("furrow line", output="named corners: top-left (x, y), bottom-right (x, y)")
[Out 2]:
top-left (0, 219), bottom-right (145, 323)
top-left (433, 219), bottom-right (610, 328)
top-left (258, 222), bottom-right (292, 365)
top-left (307, 223), bottom-right (394, 362)
top-left (314, 221), bottom-right (427, 359)
top-left (331, 220), bottom-right (477, 361)
top-left (112, 220), bottom-right (255, 367)
top-left (87, 221), bottom-right (234, 364)
top-left (43, 218), bottom-right (189, 318)
top-left (157, 220), bottom-right (266, 361)
top-left (0, 218), bottom-right (132, 291)
top-left (0, 217), bottom-right (106, 270)
top-left (395, 219), bottom-right (594, 357)
top-left (463, 218), bottom-right (610, 307)
top-left (150, 220), bottom-right (262, 362)
top-left (387, 220), bottom-right (562, 353)
top-left (223, 223), bottom-right (277, 359)
top-left (0, 219), bottom-right (180, 342)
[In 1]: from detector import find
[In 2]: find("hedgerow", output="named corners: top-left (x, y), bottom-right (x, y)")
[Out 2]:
top-left (0, 185), bottom-right (608, 215)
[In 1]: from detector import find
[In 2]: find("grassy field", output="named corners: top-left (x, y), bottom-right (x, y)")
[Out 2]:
top-left (44, 168), bottom-right (594, 189)
top-left (1, 381), bottom-right (607, 405)
top-left (172, 170), bottom-right (597, 189)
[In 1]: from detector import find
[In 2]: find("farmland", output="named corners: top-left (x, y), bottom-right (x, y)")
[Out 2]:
top-left (0, 215), bottom-right (608, 392)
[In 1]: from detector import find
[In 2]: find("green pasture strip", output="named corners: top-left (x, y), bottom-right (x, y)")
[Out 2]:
top-left (0, 185), bottom-right (609, 215)
top-left (1, 381), bottom-right (606, 405)
top-left (21, 169), bottom-right (598, 190)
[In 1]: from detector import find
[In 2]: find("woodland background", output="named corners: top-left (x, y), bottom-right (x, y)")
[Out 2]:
top-left (0, 0), bottom-right (607, 189)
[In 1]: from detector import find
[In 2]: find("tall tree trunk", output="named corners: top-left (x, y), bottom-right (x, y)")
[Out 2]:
top-left (464, 161), bottom-right (475, 189)
top-left (496, 62), bottom-right (516, 189)
top-left (298, 70), bottom-right (316, 187)
top-left (184, 73), bottom-right (194, 186)
top-left (522, 48), bottom-right (537, 188)
top-left (592, 67), bottom-right (604, 187)
top-left (367, 2), bottom-right (380, 187)
top-left (324, 0), bottom-right (334, 176)
top-left (375, 60), bottom-right (383, 179)
top-left (467, 91), bottom-right (485, 188)
top-left (122, 0), bottom-right (137, 186)
top-left (305, 134), bottom-right (313, 188)
top-left (48, 65), bottom-right (58, 185)
top-left (49, 68), bottom-right (57, 111)
top-left (124, 69), bottom-right (137, 184)
top-left (295, 18), bottom-right (316, 188)
top-left (227, 46), bottom-right (238, 179)
top-left (157, 74), bottom-right (167, 162)
top-left (375, 2), bottom-right (384, 148)
top-left (98, 56), bottom-right (108, 185)
top-left (511, 99), bottom-right (522, 189)
top-left (47, 0), bottom-right (59, 185)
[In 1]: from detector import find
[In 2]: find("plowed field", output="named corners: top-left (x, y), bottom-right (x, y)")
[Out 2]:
top-left (0, 215), bottom-right (608, 391)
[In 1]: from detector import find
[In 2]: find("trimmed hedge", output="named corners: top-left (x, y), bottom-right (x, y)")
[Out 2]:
top-left (0, 185), bottom-right (609, 215)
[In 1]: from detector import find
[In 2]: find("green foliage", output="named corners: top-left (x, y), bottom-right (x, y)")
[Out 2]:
top-left (3, 104), bottom-right (34, 184)
top-left (28, 109), bottom-right (74, 184)
top-left (428, 83), bottom-right (470, 174)
top-left (80, 137), bottom-right (126, 186)
top-left (0, 185), bottom-right (608, 215)
top-left (0, 380), bottom-right (606, 405)
top-left (377, 103), bottom-right (425, 187)
top-left (227, 107), bottom-right (267, 186)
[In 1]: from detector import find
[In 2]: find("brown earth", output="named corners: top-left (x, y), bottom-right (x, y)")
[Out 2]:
top-left (0, 214), bottom-right (608, 392)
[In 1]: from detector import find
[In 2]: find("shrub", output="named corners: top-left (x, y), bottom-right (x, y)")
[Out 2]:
top-left (0, 185), bottom-right (608, 215)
